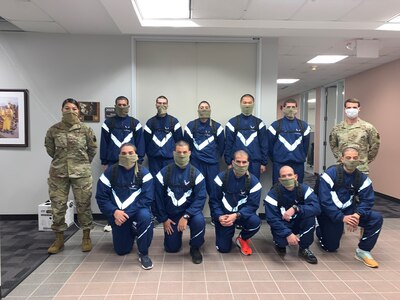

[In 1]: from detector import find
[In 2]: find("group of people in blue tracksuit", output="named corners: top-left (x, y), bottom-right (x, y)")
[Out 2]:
top-left (95, 94), bottom-right (383, 271)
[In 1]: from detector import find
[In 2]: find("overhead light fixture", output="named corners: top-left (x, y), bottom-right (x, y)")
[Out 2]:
top-left (376, 13), bottom-right (400, 31)
top-left (307, 55), bottom-right (348, 64)
top-left (277, 78), bottom-right (299, 84)
top-left (133, 0), bottom-right (190, 19)
top-left (311, 65), bottom-right (317, 71)
top-left (307, 98), bottom-right (316, 103)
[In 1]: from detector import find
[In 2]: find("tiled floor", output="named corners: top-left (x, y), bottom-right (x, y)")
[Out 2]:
top-left (5, 219), bottom-right (400, 300)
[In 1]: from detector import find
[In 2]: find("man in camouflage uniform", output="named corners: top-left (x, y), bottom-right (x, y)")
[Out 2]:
top-left (329, 98), bottom-right (380, 174)
top-left (45, 98), bottom-right (97, 254)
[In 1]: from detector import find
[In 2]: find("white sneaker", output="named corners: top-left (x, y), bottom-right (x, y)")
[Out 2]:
top-left (103, 224), bottom-right (112, 232)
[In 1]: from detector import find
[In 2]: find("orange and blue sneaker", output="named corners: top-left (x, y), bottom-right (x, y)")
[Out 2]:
top-left (235, 236), bottom-right (253, 256)
top-left (355, 248), bottom-right (379, 268)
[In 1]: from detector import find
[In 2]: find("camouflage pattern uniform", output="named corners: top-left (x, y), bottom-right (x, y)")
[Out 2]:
top-left (329, 118), bottom-right (380, 174)
top-left (45, 121), bottom-right (97, 232)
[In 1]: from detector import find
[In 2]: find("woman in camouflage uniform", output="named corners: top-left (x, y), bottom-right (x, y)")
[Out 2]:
top-left (45, 98), bottom-right (97, 254)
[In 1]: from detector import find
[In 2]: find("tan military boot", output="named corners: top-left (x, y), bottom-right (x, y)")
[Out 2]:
top-left (48, 232), bottom-right (64, 254)
top-left (81, 229), bottom-right (92, 252)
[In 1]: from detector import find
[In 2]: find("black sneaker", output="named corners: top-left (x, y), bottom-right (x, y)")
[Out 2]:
top-left (298, 248), bottom-right (318, 264)
top-left (275, 245), bottom-right (286, 255)
top-left (190, 247), bottom-right (203, 264)
top-left (139, 254), bottom-right (153, 270)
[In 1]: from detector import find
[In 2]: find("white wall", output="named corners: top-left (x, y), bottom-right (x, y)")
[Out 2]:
top-left (0, 32), bottom-right (132, 214)
top-left (0, 33), bottom-right (278, 215)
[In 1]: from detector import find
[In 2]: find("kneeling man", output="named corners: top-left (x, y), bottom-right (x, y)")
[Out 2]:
top-left (264, 166), bottom-right (320, 264)
top-left (316, 145), bottom-right (383, 268)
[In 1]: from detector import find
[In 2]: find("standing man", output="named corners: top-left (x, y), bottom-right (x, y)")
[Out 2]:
top-left (144, 95), bottom-right (183, 177)
top-left (267, 99), bottom-right (311, 184)
top-left (96, 143), bottom-right (154, 270)
top-left (155, 141), bottom-right (206, 264)
top-left (225, 94), bottom-right (268, 179)
top-left (329, 98), bottom-right (380, 174)
top-left (100, 96), bottom-right (145, 168)
top-left (316, 146), bottom-right (383, 268)
top-left (264, 166), bottom-right (320, 264)
top-left (210, 150), bottom-right (261, 255)
top-left (184, 100), bottom-right (225, 196)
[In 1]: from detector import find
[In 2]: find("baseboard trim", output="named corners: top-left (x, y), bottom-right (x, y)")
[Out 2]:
top-left (375, 192), bottom-right (400, 203)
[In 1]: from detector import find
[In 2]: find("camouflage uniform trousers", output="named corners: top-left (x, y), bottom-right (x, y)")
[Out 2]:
top-left (48, 176), bottom-right (94, 232)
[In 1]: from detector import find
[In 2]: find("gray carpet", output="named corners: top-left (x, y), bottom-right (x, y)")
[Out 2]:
top-left (0, 220), bottom-right (78, 298)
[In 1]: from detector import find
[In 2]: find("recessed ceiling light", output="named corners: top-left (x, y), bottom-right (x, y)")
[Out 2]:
top-left (133, 0), bottom-right (190, 19)
top-left (277, 79), bottom-right (299, 84)
top-left (307, 98), bottom-right (316, 103)
top-left (389, 14), bottom-right (400, 23)
top-left (307, 55), bottom-right (348, 64)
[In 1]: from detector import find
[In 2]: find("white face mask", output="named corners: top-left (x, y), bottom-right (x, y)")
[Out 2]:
top-left (345, 108), bottom-right (359, 119)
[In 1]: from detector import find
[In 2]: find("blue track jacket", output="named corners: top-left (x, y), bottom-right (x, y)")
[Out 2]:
top-left (210, 169), bottom-right (262, 220)
top-left (100, 116), bottom-right (145, 165)
top-left (318, 165), bottom-right (374, 223)
top-left (144, 114), bottom-right (183, 159)
top-left (267, 117), bottom-right (311, 163)
top-left (155, 164), bottom-right (206, 222)
top-left (264, 183), bottom-right (320, 238)
top-left (184, 118), bottom-right (225, 164)
top-left (224, 114), bottom-right (268, 165)
top-left (96, 165), bottom-right (154, 221)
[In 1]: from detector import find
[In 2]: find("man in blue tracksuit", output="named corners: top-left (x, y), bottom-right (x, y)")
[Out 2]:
top-left (144, 95), bottom-right (183, 177)
top-left (100, 96), bottom-right (145, 168)
top-left (210, 150), bottom-right (261, 256)
top-left (184, 100), bottom-right (225, 196)
top-left (155, 140), bottom-right (206, 264)
top-left (316, 145), bottom-right (383, 268)
top-left (264, 166), bottom-right (320, 264)
top-left (267, 99), bottom-right (311, 184)
top-left (225, 94), bottom-right (268, 179)
top-left (96, 143), bottom-right (154, 270)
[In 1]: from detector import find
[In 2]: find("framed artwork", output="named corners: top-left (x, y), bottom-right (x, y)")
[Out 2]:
top-left (0, 89), bottom-right (29, 147)
top-left (80, 101), bottom-right (100, 122)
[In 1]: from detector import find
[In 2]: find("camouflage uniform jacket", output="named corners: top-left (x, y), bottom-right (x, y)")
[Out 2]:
top-left (45, 121), bottom-right (97, 178)
top-left (329, 118), bottom-right (380, 174)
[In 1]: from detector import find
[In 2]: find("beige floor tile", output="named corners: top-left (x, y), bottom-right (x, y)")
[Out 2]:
top-left (206, 281), bottom-right (232, 293)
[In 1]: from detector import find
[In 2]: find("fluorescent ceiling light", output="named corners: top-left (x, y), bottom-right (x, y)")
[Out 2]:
top-left (389, 14), bottom-right (400, 23)
top-left (277, 78), bottom-right (299, 84)
top-left (307, 55), bottom-right (348, 64)
top-left (307, 98), bottom-right (316, 103)
top-left (376, 23), bottom-right (400, 31)
top-left (134, 0), bottom-right (190, 19)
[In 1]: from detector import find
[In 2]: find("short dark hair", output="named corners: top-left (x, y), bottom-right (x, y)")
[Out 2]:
top-left (198, 101), bottom-right (211, 108)
top-left (120, 142), bottom-right (136, 152)
top-left (344, 98), bottom-right (360, 108)
top-left (175, 140), bottom-right (189, 149)
top-left (283, 98), bottom-right (297, 107)
top-left (156, 95), bottom-right (168, 104)
top-left (62, 98), bottom-right (80, 110)
top-left (240, 94), bottom-right (255, 103)
top-left (115, 96), bottom-right (129, 105)
top-left (233, 150), bottom-right (249, 161)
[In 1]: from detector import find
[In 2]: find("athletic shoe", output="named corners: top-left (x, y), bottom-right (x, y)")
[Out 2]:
top-left (298, 248), bottom-right (318, 264)
top-left (139, 254), bottom-right (153, 270)
top-left (190, 247), bottom-right (203, 264)
top-left (275, 244), bottom-right (287, 255)
top-left (103, 224), bottom-right (112, 232)
top-left (235, 236), bottom-right (253, 256)
top-left (355, 248), bottom-right (379, 268)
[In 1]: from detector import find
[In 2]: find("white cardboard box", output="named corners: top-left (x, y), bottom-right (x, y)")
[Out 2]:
top-left (38, 200), bottom-right (74, 231)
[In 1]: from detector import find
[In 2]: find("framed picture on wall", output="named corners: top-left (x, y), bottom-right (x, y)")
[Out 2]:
top-left (0, 89), bottom-right (29, 147)
top-left (80, 101), bottom-right (100, 122)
